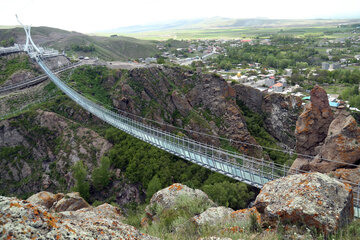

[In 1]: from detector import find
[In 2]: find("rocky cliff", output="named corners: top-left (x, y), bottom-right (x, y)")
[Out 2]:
top-left (291, 86), bottom-right (360, 178)
top-left (110, 66), bottom-right (261, 156)
top-left (234, 84), bottom-right (302, 148)
top-left (0, 109), bottom-right (111, 197)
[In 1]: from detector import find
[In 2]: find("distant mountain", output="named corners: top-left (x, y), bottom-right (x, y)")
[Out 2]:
top-left (105, 17), bottom-right (360, 34)
top-left (0, 26), bottom-right (159, 60)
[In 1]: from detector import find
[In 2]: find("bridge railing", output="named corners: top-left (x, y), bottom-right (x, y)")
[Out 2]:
top-left (36, 58), bottom-right (360, 218)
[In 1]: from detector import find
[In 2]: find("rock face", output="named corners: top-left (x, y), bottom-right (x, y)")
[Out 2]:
top-left (234, 84), bottom-right (263, 114)
top-left (291, 87), bottom-right (360, 176)
top-left (262, 93), bottom-right (302, 147)
top-left (254, 172), bottom-right (354, 234)
top-left (0, 110), bottom-right (112, 196)
top-left (0, 195), bottom-right (157, 239)
top-left (295, 86), bottom-right (334, 156)
top-left (234, 84), bottom-right (302, 147)
top-left (145, 183), bottom-right (215, 218)
top-left (309, 111), bottom-right (360, 173)
top-left (111, 66), bottom-right (261, 156)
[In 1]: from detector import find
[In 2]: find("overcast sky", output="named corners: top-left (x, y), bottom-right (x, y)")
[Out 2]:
top-left (1, 0), bottom-right (360, 33)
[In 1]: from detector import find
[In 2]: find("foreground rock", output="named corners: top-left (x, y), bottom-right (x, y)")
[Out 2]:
top-left (255, 172), bottom-right (354, 234)
top-left (26, 191), bottom-right (64, 210)
top-left (145, 183), bottom-right (215, 219)
top-left (0, 196), bottom-right (157, 239)
top-left (52, 192), bottom-right (90, 212)
top-left (192, 206), bottom-right (234, 226)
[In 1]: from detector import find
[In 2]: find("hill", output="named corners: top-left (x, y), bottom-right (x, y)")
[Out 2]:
top-left (0, 26), bottom-right (159, 60)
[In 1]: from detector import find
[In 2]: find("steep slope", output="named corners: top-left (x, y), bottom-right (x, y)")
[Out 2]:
top-left (64, 65), bottom-right (262, 156)
top-left (0, 109), bottom-right (112, 197)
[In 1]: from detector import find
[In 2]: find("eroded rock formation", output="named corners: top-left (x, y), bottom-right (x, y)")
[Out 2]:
top-left (295, 85), bottom-right (334, 156)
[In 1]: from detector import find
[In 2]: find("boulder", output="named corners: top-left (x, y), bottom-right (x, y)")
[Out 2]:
top-left (331, 168), bottom-right (360, 185)
top-left (230, 207), bottom-right (261, 225)
top-left (52, 192), bottom-right (90, 212)
top-left (192, 206), bottom-right (234, 226)
top-left (309, 112), bottom-right (360, 172)
top-left (0, 196), bottom-right (158, 239)
top-left (27, 191), bottom-right (64, 210)
top-left (254, 172), bottom-right (354, 234)
top-left (145, 183), bottom-right (215, 218)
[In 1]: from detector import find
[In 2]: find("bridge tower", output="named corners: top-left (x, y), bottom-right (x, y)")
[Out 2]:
top-left (15, 15), bottom-right (42, 55)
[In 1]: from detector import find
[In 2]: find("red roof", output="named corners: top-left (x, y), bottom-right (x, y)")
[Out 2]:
top-left (273, 83), bottom-right (283, 87)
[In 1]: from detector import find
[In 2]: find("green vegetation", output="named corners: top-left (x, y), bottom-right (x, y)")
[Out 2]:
top-left (104, 127), bottom-right (254, 207)
top-left (0, 54), bottom-right (40, 85)
top-left (72, 160), bottom-right (90, 201)
top-left (92, 156), bottom-right (111, 191)
top-left (340, 85), bottom-right (360, 109)
top-left (237, 99), bottom-right (295, 166)
top-left (71, 43), bottom-right (95, 52)
top-left (62, 66), bottom-right (112, 106)
top-left (0, 37), bottom-right (14, 47)
top-left (202, 181), bottom-right (254, 209)
top-left (212, 41), bottom-right (323, 70)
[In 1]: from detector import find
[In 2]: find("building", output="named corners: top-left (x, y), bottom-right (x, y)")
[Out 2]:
top-left (322, 62), bottom-right (330, 70)
top-left (285, 69), bottom-right (292, 77)
top-left (330, 63), bottom-right (341, 70)
top-left (265, 78), bottom-right (275, 87)
top-left (272, 83), bottom-right (283, 92)
top-left (145, 57), bottom-right (157, 64)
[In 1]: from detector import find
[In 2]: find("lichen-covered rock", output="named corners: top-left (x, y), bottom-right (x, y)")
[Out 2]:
top-left (254, 172), bottom-right (354, 234)
top-left (192, 206), bottom-right (234, 226)
top-left (26, 191), bottom-right (64, 210)
top-left (309, 111), bottom-right (360, 173)
top-left (230, 207), bottom-right (261, 225)
top-left (52, 192), bottom-right (90, 212)
top-left (331, 168), bottom-right (360, 184)
top-left (145, 183), bottom-right (215, 218)
top-left (0, 196), bottom-right (158, 239)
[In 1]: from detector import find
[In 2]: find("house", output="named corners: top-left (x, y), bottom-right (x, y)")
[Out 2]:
top-left (272, 83), bottom-right (283, 92)
top-left (265, 78), bottom-right (275, 87)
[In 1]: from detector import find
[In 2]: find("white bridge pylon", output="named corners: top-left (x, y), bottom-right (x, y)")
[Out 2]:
top-left (15, 15), bottom-right (42, 54)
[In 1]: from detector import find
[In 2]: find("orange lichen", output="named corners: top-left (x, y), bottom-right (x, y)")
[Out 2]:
top-left (168, 184), bottom-right (183, 191)
top-left (9, 202), bottom-right (22, 208)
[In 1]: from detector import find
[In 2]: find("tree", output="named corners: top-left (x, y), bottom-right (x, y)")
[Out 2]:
top-left (92, 157), bottom-right (111, 191)
top-left (146, 175), bottom-right (163, 201)
top-left (202, 181), bottom-right (254, 209)
top-left (72, 161), bottom-right (90, 201)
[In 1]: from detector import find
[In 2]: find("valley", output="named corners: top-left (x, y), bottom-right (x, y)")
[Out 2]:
top-left (0, 14), bottom-right (360, 240)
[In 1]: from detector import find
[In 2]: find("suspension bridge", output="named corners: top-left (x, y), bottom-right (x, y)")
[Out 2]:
top-left (3, 17), bottom-right (359, 218)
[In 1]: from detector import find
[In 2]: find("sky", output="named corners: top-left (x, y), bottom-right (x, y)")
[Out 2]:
top-left (1, 0), bottom-right (360, 33)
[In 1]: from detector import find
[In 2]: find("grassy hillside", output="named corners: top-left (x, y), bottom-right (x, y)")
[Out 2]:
top-left (0, 27), bottom-right (159, 60)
